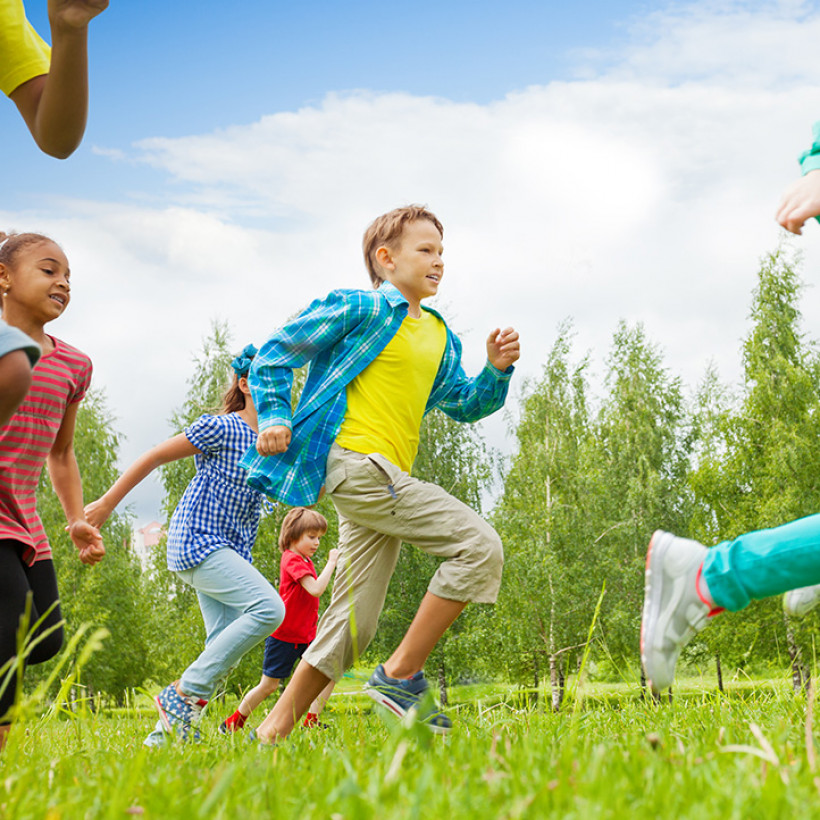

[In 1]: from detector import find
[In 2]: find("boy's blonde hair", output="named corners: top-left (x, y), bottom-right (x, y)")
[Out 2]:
top-left (278, 507), bottom-right (328, 552)
top-left (362, 205), bottom-right (444, 288)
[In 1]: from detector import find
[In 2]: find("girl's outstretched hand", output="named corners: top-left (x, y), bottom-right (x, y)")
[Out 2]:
top-left (68, 520), bottom-right (105, 565)
top-left (84, 497), bottom-right (112, 529)
top-left (486, 327), bottom-right (520, 372)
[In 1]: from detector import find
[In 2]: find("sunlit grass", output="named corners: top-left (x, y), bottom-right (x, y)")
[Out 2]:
top-left (2, 668), bottom-right (819, 819)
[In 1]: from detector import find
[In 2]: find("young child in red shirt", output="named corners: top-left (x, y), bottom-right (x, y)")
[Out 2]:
top-left (220, 507), bottom-right (339, 732)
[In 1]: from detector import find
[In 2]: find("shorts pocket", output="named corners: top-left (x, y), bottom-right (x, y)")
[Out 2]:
top-left (324, 463), bottom-right (347, 495)
top-left (363, 453), bottom-right (400, 485)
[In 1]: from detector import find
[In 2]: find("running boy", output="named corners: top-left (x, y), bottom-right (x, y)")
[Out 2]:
top-left (242, 205), bottom-right (519, 741)
top-left (220, 507), bottom-right (339, 733)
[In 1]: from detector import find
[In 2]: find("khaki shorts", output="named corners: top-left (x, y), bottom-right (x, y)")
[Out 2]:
top-left (303, 444), bottom-right (504, 681)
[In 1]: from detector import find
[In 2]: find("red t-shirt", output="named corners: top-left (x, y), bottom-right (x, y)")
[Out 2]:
top-left (0, 336), bottom-right (92, 565)
top-left (272, 549), bottom-right (319, 644)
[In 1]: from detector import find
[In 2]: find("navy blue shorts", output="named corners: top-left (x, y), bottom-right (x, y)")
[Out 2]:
top-left (263, 635), bottom-right (311, 679)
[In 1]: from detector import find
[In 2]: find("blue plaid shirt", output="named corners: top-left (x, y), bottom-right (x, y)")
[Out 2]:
top-left (167, 413), bottom-right (264, 571)
top-left (242, 282), bottom-right (514, 506)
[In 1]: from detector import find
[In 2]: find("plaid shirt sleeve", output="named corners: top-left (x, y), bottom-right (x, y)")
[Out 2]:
top-left (431, 329), bottom-right (514, 423)
top-left (249, 290), bottom-right (355, 433)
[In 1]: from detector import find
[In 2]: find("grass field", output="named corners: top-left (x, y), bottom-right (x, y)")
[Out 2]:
top-left (2, 669), bottom-right (820, 820)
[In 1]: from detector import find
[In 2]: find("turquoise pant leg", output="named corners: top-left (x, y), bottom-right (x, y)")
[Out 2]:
top-left (702, 513), bottom-right (820, 611)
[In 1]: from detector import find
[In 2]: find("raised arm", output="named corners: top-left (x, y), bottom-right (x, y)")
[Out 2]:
top-left (298, 549), bottom-right (340, 597)
top-left (433, 326), bottom-right (519, 423)
top-left (47, 400), bottom-right (104, 564)
top-left (10, 0), bottom-right (108, 158)
top-left (84, 433), bottom-right (199, 528)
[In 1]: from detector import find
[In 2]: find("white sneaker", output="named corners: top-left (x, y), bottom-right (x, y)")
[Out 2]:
top-left (784, 584), bottom-right (820, 618)
top-left (641, 531), bottom-right (711, 693)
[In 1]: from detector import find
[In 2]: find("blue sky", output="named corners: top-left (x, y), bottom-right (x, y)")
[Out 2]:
top-left (4, 0), bottom-right (820, 524)
top-left (6, 0), bottom-right (650, 200)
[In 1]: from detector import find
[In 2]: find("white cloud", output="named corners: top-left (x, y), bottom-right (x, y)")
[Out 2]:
top-left (8, 0), bottom-right (820, 522)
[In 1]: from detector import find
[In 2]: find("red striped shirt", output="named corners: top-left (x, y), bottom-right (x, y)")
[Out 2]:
top-left (0, 336), bottom-right (92, 565)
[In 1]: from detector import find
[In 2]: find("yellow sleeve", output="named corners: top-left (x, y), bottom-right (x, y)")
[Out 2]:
top-left (0, 0), bottom-right (51, 97)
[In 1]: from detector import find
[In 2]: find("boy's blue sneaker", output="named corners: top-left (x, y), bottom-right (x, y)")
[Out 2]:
top-left (365, 664), bottom-right (452, 735)
top-left (154, 683), bottom-right (207, 742)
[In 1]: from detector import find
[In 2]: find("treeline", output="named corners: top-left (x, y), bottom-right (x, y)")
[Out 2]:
top-left (28, 245), bottom-right (820, 706)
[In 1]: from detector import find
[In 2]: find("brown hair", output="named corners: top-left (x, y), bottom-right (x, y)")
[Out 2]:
top-left (278, 507), bottom-right (328, 552)
top-left (362, 205), bottom-right (443, 288)
top-left (219, 345), bottom-right (257, 414)
top-left (0, 232), bottom-right (57, 268)
top-left (220, 374), bottom-right (247, 414)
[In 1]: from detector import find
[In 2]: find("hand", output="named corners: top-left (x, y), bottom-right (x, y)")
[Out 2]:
top-left (67, 520), bottom-right (105, 565)
top-left (84, 496), bottom-right (112, 528)
top-left (776, 170), bottom-right (820, 235)
top-left (487, 327), bottom-right (520, 371)
top-left (327, 548), bottom-right (340, 567)
top-left (256, 425), bottom-right (291, 456)
top-left (49, 0), bottom-right (109, 30)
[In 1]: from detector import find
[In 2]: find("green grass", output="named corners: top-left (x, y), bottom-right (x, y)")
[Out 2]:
top-left (2, 675), bottom-right (820, 819)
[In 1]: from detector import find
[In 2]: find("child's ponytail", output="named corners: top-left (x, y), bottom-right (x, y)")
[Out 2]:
top-left (220, 344), bottom-right (258, 414)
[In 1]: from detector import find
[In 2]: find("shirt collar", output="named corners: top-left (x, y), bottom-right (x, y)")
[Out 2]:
top-left (376, 281), bottom-right (445, 322)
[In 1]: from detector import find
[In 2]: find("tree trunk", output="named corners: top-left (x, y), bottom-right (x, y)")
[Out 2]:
top-left (715, 651), bottom-right (724, 693)
top-left (438, 663), bottom-right (448, 706)
top-left (786, 619), bottom-right (808, 694)
top-left (532, 651), bottom-right (539, 704)
top-left (549, 653), bottom-right (565, 712)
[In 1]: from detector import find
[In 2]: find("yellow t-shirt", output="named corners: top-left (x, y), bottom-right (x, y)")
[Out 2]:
top-left (336, 309), bottom-right (447, 472)
top-left (0, 0), bottom-right (50, 97)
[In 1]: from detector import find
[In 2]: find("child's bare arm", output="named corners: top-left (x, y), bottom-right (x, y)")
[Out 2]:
top-left (299, 549), bottom-right (340, 597)
top-left (47, 401), bottom-right (104, 565)
top-left (0, 350), bottom-right (32, 428)
top-left (85, 433), bottom-right (199, 528)
top-left (10, 0), bottom-right (108, 158)
top-left (777, 170), bottom-right (820, 235)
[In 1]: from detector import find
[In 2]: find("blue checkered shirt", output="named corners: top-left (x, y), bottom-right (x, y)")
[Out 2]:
top-left (167, 413), bottom-right (264, 571)
top-left (242, 282), bottom-right (514, 506)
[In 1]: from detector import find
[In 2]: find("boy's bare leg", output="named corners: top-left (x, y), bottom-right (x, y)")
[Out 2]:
top-left (256, 660), bottom-right (331, 743)
top-left (237, 675), bottom-right (280, 717)
top-left (382, 592), bottom-right (466, 678)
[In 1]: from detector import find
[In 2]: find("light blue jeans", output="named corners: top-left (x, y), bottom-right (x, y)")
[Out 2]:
top-left (176, 548), bottom-right (285, 700)
top-left (703, 513), bottom-right (820, 611)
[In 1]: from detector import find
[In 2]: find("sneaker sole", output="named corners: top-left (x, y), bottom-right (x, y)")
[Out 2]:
top-left (641, 530), bottom-right (668, 692)
top-left (364, 685), bottom-right (451, 735)
top-left (154, 695), bottom-right (175, 735)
